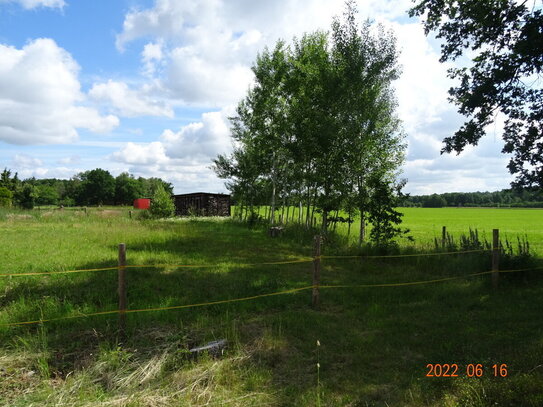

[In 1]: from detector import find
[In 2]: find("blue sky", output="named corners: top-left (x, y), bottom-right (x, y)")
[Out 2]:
top-left (0, 0), bottom-right (514, 194)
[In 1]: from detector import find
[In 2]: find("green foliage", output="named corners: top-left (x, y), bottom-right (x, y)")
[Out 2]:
top-left (35, 184), bottom-right (59, 206)
top-left (59, 197), bottom-right (75, 207)
top-left (0, 168), bottom-right (172, 208)
top-left (0, 168), bottom-right (19, 192)
top-left (115, 172), bottom-right (143, 205)
top-left (404, 188), bottom-right (543, 208)
top-left (0, 186), bottom-right (12, 207)
top-left (367, 178), bottom-right (411, 247)
top-left (16, 184), bottom-right (38, 209)
top-left (149, 184), bottom-right (175, 219)
top-left (214, 2), bottom-right (405, 243)
top-left (410, 0), bottom-right (543, 188)
top-left (138, 177), bottom-right (174, 197)
top-left (77, 168), bottom-right (115, 206)
top-left (422, 193), bottom-right (447, 208)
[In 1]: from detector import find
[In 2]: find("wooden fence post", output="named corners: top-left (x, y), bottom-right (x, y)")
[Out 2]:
top-left (312, 235), bottom-right (321, 308)
top-left (492, 229), bottom-right (499, 289)
top-left (118, 243), bottom-right (127, 336)
top-left (442, 226), bottom-right (446, 250)
top-left (129, 210), bottom-right (132, 219)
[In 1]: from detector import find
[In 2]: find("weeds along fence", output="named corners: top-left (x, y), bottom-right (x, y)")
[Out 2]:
top-left (0, 227), bottom-right (541, 332)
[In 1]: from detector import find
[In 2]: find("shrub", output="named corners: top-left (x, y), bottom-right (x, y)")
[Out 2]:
top-left (0, 187), bottom-right (12, 207)
top-left (16, 184), bottom-right (37, 209)
top-left (149, 184), bottom-right (175, 219)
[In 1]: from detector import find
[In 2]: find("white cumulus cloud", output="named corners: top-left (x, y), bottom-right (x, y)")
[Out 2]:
top-left (0, 38), bottom-right (119, 145)
top-left (161, 106), bottom-right (233, 160)
top-left (110, 106), bottom-right (234, 193)
top-left (12, 153), bottom-right (43, 168)
top-left (0, 0), bottom-right (65, 9)
top-left (89, 80), bottom-right (173, 118)
top-left (141, 41), bottom-right (164, 76)
top-left (111, 141), bottom-right (169, 165)
top-left (107, 0), bottom-right (517, 193)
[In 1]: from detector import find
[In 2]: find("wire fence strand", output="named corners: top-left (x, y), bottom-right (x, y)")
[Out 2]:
top-left (2, 266), bottom-right (541, 328)
top-left (0, 248), bottom-right (492, 278)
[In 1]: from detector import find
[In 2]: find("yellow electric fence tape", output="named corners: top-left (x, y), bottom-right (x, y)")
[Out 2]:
top-left (0, 249), bottom-right (490, 278)
top-left (0, 266), bottom-right (119, 278)
top-left (1, 285), bottom-right (313, 327)
top-left (0, 258), bottom-right (314, 278)
top-left (2, 266), bottom-right (541, 328)
top-left (321, 248), bottom-right (489, 260)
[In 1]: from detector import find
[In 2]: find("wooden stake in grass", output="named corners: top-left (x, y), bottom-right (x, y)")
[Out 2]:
top-left (442, 226), bottom-right (446, 250)
top-left (118, 243), bottom-right (127, 336)
top-left (312, 235), bottom-right (321, 308)
top-left (492, 229), bottom-right (499, 289)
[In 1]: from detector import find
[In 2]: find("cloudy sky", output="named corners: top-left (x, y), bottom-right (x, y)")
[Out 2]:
top-left (0, 0), bottom-right (513, 194)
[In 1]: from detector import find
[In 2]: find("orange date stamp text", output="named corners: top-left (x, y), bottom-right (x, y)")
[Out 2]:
top-left (425, 363), bottom-right (508, 377)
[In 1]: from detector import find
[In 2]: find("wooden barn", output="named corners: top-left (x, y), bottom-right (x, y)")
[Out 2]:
top-left (172, 193), bottom-right (231, 217)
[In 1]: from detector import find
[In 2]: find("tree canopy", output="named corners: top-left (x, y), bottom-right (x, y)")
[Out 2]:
top-left (214, 1), bottom-right (408, 245)
top-left (409, 0), bottom-right (543, 188)
top-left (0, 167), bottom-right (172, 208)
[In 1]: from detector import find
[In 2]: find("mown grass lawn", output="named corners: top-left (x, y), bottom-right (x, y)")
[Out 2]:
top-left (0, 209), bottom-right (542, 406)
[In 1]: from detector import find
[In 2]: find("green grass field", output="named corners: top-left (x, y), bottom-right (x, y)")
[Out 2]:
top-left (243, 206), bottom-right (543, 252)
top-left (399, 207), bottom-right (543, 250)
top-left (0, 207), bottom-right (542, 406)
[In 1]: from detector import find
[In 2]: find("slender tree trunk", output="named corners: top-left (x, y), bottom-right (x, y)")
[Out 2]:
top-left (298, 200), bottom-right (302, 224)
top-left (333, 209), bottom-right (339, 232)
top-left (286, 202), bottom-right (290, 225)
top-left (311, 187), bottom-right (318, 228)
top-left (359, 208), bottom-right (366, 245)
top-left (280, 197), bottom-right (285, 224)
top-left (305, 185), bottom-right (311, 228)
top-left (271, 178), bottom-right (276, 225)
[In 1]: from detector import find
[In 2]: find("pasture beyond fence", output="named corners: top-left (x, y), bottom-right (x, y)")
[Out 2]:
top-left (1, 227), bottom-right (541, 331)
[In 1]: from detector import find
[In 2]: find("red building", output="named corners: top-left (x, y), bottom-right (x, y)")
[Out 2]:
top-left (133, 198), bottom-right (151, 210)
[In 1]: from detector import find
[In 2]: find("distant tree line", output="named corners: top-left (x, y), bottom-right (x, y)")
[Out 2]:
top-left (0, 168), bottom-right (173, 209)
top-left (403, 189), bottom-right (543, 208)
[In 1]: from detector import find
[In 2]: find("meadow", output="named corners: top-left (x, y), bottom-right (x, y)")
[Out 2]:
top-left (241, 206), bottom-right (543, 253)
top-left (0, 207), bottom-right (542, 406)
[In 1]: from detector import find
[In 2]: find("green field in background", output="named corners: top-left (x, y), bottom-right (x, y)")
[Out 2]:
top-left (399, 207), bottom-right (543, 248)
top-left (240, 206), bottom-right (543, 251)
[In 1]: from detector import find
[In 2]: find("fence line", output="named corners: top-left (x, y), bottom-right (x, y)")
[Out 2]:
top-left (0, 266), bottom-right (119, 278)
top-left (2, 266), bottom-right (541, 328)
top-left (0, 249), bottom-right (492, 278)
top-left (321, 248), bottom-right (490, 260)
top-left (1, 227), bottom-right (539, 329)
